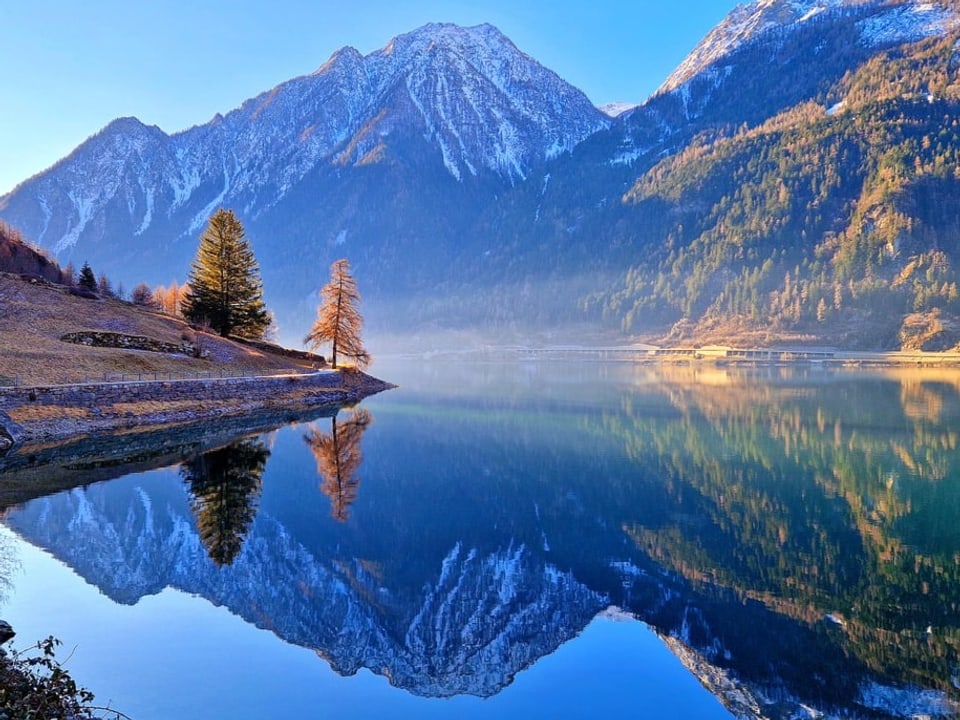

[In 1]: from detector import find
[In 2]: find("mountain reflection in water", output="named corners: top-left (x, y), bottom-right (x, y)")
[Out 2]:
top-left (3, 360), bottom-right (960, 719)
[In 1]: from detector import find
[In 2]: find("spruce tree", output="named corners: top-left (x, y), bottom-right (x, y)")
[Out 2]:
top-left (77, 262), bottom-right (97, 292)
top-left (304, 258), bottom-right (370, 369)
top-left (183, 209), bottom-right (269, 338)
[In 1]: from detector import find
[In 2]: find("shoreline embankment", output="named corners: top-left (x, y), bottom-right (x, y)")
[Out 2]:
top-left (0, 369), bottom-right (394, 451)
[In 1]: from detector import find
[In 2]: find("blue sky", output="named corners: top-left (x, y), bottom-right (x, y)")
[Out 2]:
top-left (0, 1), bottom-right (736, 195)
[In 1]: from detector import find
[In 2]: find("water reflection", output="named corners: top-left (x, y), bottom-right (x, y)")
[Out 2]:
top-left (304, 408), bottom-right (372, 522)
top-left (182, 438), bottom-right (270, 567)
top-left (595, 365), bottom-right (960, 713)
top-left (3, 362), bottom-right (960, 718)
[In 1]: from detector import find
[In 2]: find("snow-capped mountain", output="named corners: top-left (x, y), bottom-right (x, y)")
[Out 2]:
top-left (0, 22), bottom-right (605, 320)
top-left (659, 0), bottom-right (960, 94)
top-left (597, 102), bottom-right (639, 118)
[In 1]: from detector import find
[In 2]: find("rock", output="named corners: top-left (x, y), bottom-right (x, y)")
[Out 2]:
top-left (0, 413), bottom-right (22, 455)
top-left (0, 621), bottom-right (15, 644)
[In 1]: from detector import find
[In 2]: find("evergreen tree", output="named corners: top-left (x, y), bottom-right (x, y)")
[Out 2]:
top-left (77, 262), bottom-right (97, 292)
top-left (304, 258), bottom-right (370, 369)
top-left (183, 209), bottom-right (269, 338)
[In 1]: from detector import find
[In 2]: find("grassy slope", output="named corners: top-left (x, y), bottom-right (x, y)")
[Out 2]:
top-left (0, 273), bottom-right (319, 385)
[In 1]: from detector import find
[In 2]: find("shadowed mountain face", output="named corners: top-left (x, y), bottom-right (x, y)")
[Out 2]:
top-left (5, 362), bottom-right (960, 718)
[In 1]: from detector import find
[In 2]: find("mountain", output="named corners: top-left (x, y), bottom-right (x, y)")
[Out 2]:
top-left (10, 483), bottom-right (606, 698)
top-left (597, 102), bottom-right (638, 118)
top-left (5, 4), bottom-right (960, 348)
top-left (495, 0), bottom-right (960, 348)
top-left (584, 0), bottom-right (960, 347)
top-left (0, 23), bottom-right (606, 341)
top-left (658, 0), bottom-right (960, 94)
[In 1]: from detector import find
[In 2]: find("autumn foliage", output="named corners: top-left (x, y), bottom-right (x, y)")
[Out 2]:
top-left (304, 258), bottom-right (370, 369)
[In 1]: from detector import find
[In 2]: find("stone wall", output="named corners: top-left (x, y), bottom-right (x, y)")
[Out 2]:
top-left (0, 370), bottom-right (392, 448)
top-left (60, 331), bottom-right (198, 357)
top-left (0, 371), bottom-right (344, 409)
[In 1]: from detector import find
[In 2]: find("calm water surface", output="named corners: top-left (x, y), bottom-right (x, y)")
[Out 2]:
top-left (2, 358), bottom-right (960, 719)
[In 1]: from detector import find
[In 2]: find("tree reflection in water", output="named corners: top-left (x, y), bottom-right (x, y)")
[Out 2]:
top-left (182, 437), bottom-right (270, 567)
top-left (303, 408), bottom-right (372, 522)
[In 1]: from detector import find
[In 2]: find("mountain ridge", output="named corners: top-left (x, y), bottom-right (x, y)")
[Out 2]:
top-left (0, 22), bottom-right (606, 255)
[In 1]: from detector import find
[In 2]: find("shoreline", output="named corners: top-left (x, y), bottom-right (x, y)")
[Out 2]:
top-left (448, 345), bottom-right (960, 367)
top-left (0, 369), bottom-right (394, 452)
top-left (0, 403), bottom-right (353, 508)
top-left (639, 350), bottom-right (960, 367)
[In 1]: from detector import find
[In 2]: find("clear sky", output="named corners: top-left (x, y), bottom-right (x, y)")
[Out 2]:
top-left (0, 1), bottom-right (737, 196)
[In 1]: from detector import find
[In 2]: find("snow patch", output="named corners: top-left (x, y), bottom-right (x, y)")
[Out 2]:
top-left (188, 158), bottom-right (233, 233)
top-left (135, 188), bottom-right (154, 236)
top-left (610, 142), bottom-right (654, 167)
top-left (610, 559), bottom-right (647, 578)
top-left (54, 191), bottom-right (96, 254)
top-left (36, 196), bottom-right (52, 244)
top-left (826, 100), bottom-right (846, 115)
top-left (858, 2), bottom-right (959, 47)
top-left (798, 6), bottom-right (826, 23)
top-left (135, 487), bottom-right (154, 536)
top-left (169, 168), bottom-right (201, 210)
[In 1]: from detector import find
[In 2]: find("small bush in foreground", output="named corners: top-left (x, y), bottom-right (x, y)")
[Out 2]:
top-left (0, 636), bottom-right (129, 719)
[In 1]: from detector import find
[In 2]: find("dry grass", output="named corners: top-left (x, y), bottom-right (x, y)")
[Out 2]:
top-left (0, 274), bottom-right (318, 385)
top-left (7, 406), bottom-right (91, 422)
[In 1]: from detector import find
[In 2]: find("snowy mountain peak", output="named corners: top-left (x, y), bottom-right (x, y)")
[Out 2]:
top-left (658, 0), bottom-right (960, 94)
top-left (385, 22), bottom-right (512, 52)
top-left (0, 22), bottom-right (606, 263)
top-left (314, 45), bottom-right (363, 75)
top-left (599, 102), bottom-right (639, 118)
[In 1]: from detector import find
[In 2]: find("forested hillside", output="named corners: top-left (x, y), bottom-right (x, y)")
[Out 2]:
top-left (589, 32), bottom-right (960, 349)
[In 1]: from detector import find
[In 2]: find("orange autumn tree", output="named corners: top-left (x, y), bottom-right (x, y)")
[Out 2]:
top-left (304, 409), bottom-right (372, 522)
top-left (304, 258), bottom-right (370, 369)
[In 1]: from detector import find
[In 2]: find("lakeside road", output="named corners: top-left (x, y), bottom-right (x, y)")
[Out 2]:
top-left (0, 369), bottom-right (394, 450)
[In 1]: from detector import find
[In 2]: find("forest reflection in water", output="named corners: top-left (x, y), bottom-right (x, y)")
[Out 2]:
top-left (1, 360), bottom-right (960, 719)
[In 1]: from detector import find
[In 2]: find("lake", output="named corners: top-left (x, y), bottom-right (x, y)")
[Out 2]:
top-left (1, 357), bottom-right (960, 719)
